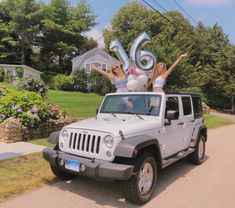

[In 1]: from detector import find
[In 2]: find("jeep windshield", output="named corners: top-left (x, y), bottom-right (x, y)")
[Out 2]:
top-left (100, 94), bottom-right (162, 116)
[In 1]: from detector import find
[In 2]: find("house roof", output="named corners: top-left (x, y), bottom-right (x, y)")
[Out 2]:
top-left (72, 47), bottom-right (120, 65)
top-left (0, 64), bottom-right (43, 74)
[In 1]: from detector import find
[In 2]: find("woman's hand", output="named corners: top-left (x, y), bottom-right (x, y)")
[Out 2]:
top-left (180, 53), bottom-right (189, 58)
top-left (91, 64), bottom-right (97, 70)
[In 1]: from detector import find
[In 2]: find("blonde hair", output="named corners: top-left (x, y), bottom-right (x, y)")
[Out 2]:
top-left (154, 62), bottom-right (167, 77)
top-left (111, 64), bottom-right (125, 77)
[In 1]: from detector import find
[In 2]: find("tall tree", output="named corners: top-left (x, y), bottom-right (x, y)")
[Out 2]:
top-left (0, 0), bottom-right (44, 65)
top-left (39, 0), bottom-right (97, 73)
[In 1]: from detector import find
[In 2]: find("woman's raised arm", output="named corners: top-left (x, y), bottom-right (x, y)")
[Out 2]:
top-left (91, 64), bottom-right (114, 79)
top-left (162, 53), bottom-right (188, 79)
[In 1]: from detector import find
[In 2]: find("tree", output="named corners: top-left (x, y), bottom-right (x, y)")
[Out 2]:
top-left (39, 0), bottom-right (97, 73)
top-left (0, 0), bottom-right (44, 65)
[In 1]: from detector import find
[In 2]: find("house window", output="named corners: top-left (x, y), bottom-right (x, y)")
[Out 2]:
top-left (102, 64), bottom-right (107, 71)
top-left (85, 62), bottom-right (107, 73)
top-left (85, 64), bottom-right (91, 72)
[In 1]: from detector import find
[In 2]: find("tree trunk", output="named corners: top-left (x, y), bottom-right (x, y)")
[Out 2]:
top-left (232, 97), bottom-right (235, 112)
top-left (21, 50), bottom-right (25, 65)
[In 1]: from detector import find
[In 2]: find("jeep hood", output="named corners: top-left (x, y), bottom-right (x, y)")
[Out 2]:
top-left (65, 116), bottom-right (161, 137)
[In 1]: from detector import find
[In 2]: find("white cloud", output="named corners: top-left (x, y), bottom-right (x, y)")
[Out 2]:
top-left (85, 28), bottom-right (105, 48)
top-left (185, 0), bottom-right (233, 6)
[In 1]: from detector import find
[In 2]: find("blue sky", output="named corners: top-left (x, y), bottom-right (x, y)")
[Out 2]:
top-left (50, 0), bottom-right (235, 47)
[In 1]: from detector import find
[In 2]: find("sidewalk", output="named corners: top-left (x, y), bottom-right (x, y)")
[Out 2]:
top-left (0, 142), bottom-right (45, 161)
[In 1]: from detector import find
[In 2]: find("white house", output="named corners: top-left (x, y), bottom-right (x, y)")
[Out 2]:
top-left (0, 64), bottom-right (43, 80)
top-left (71, 47), bottom-right (120, 74)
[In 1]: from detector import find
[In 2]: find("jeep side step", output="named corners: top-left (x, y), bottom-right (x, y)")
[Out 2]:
top-left (162, 148), bottom-right (195, 169)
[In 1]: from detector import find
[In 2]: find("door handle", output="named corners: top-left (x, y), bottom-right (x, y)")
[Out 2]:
top-left (178, 122), bottom-right (184, 126)
top-left (190, 120), bottom-right (195, 123)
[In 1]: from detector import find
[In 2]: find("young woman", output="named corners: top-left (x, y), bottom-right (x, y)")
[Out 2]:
top-left (147, 53), bottom-right (188, 92)
top-left (91, 63), bottom-right (128, 92)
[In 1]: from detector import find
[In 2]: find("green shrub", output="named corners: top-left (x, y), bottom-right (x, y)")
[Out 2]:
top-left (52, 74), bottom-right (74, 91)
top-left (4, 70), bottom-right (13, 83)
top-left (17, 78), bottom-right (48, 97)
top-left (15, 67), bottom-right (24, 79)
top-left (0, 68), bottom-right (5, 82)
top-left (0, 85), bottom-right (8, 98)
top-left (72, 69), bottom-right (88, 92)
top-left (89, 71), bottom-right (115, 96)
top-left (0, 91), bottom-right (61, 127)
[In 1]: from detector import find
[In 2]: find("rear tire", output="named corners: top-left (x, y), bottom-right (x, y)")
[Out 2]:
top-left (188, 134), bottom-right (206, 165)
top-left (121, 153), bottom-right (157, 205)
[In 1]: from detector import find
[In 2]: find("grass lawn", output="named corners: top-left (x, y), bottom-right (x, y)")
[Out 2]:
top-left (47, 90), bottom-right (103, 118)
top-left (0, 153), bottom-right (55, 202)
top-left (204, 114), bottom-right (233, 129)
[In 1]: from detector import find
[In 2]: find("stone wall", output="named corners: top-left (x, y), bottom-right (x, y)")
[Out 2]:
top-left (0, 116), bottom-right (77, 143)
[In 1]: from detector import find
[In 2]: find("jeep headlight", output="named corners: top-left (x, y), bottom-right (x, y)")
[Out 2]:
top-left (61, 129), bottom-right (69, 141)
top-left (104, 135), bottom-right (114, 148)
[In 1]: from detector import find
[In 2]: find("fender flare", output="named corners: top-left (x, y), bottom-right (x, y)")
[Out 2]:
top-left (48, 131), bottom-right (60, 144)
top-left (114, 135), bottom-right (162, 160)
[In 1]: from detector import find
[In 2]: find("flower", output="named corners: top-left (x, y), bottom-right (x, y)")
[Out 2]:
top-left (31, 106), bottom-right (38, 113)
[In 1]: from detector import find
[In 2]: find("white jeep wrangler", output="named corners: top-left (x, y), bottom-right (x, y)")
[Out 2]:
top-left (43, 92), bottom-right (207, 204)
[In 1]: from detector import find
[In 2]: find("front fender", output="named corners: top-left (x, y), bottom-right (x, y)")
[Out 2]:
top-left (48, 131), bottom-right (60, 144)
top-left (114, 135), bottom-right (161, 158)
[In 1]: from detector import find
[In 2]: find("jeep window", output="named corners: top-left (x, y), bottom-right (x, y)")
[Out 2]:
top-left (192, 96), bottom-right (203, 119)
top-left (182, 96), bottom-right (192, 116)
top-left (100, 94), bottom-right (162, 116)
top-left (165, 97), bottom-right (179, 117)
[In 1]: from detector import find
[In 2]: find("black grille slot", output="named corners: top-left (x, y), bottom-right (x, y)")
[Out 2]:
top-left (86, 135), bottom-right (91, 152)
top-left (81, 134), bottom-right (86, 151)
top-left (96, 136), bottom-right (101, 154)
top-left (73, 133), bottom-right (77, 149)
top-left (69, 133), bottom-right (73, 148)
top-left (77, 133), bottom-right (81, 150)
top-left (91, 135), bottom-right (96, 153)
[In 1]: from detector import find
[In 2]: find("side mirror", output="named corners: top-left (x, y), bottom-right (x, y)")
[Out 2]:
top-left (166, 110), bottom-right (179, 120)
top-left (96, 108), bottom-right (99, 115)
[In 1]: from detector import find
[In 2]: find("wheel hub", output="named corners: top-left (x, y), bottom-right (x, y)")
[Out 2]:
top-left (138, 162), bottom-right (154, 195)
top-left (198, 138), bottom-right (205, 159)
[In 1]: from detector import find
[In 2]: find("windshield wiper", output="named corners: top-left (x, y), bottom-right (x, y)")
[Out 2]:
top-left (127, 111), bottom-right (144, 120)
top-left (111, 113), bottom-right (117, 117)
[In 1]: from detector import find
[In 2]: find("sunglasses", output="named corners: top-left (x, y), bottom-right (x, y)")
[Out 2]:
top-left (112, 66), bottom-right (119, 70)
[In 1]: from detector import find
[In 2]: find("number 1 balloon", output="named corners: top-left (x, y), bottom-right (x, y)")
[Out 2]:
top-left (109, 40), bottom-right (131, 73)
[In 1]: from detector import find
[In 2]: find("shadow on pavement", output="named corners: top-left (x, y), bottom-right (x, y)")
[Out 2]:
top-left (50, 155), bottom-right (209, 208)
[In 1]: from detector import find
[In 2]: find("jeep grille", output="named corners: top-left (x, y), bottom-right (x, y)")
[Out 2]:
top-left (68, 132), bottom-right (101, 154)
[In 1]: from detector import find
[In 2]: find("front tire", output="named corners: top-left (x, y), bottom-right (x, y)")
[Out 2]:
top-left (188, 134), bottom-right (206, 164)
top-left (50, 144), bottom-right (77, 180)
top-left (50, 165), bottom-right (77, 180)
top-left (121, 153), bottom-right (157, 205)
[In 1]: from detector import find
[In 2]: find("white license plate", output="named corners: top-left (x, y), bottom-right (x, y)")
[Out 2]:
top-left (65, 160), bottom-right (80, 172)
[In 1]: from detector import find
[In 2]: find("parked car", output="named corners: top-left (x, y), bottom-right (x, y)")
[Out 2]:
top-left (43, 92), bottom-right (207, 204)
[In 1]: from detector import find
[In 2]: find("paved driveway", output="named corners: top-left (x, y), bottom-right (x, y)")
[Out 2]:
top-left (1, 124), bottom-right (235, 208)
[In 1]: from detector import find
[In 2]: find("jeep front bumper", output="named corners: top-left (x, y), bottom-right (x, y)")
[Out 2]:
top-left (43, 148), bottom-right (134, 181)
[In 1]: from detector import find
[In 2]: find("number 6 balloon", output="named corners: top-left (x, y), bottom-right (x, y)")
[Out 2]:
top-left (130, 32), bottom-right (156, 72)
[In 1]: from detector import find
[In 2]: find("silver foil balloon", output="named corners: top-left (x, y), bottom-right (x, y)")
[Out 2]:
top-left (109, 40), bottom-right (131, 73)
top-left (130, 32), bottom-right (156, 72)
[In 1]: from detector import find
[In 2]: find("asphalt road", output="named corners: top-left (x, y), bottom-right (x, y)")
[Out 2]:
top-left (1, 124), bottom-right (235, 208)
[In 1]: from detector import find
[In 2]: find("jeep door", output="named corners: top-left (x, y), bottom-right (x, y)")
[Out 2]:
top-left (160, 95), bottom-right (185, 158)
top-left (180, 96), bottom-right (195, 149)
